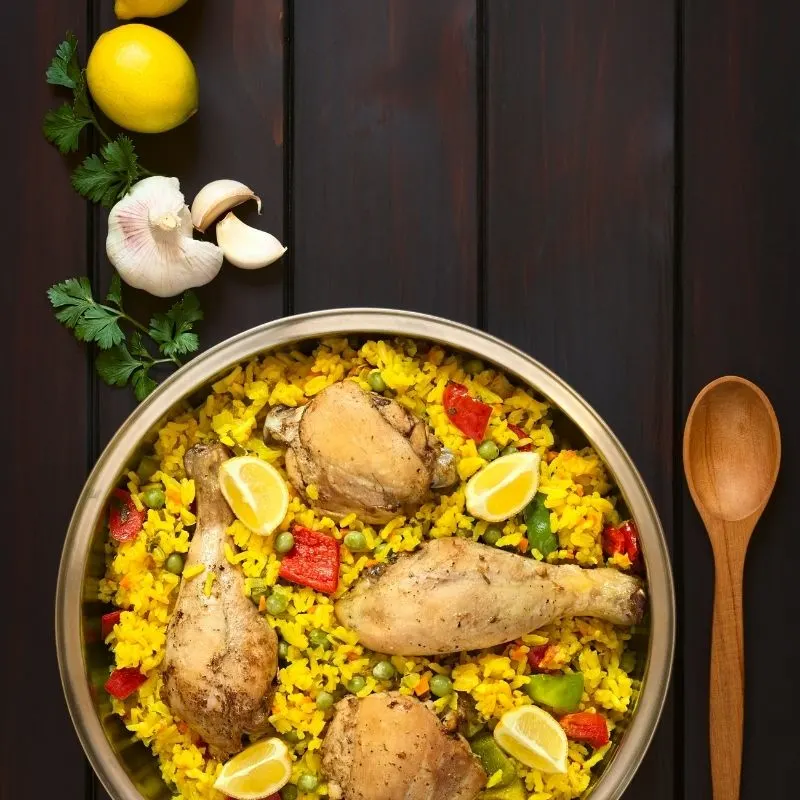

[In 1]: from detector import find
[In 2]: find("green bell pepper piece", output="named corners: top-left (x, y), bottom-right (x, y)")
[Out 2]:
top-left (525, 672), bottom-right (584, 713)
top-left (524, 493), bottom-right (558, 556)
top-left (470, 732), bottom-right (516, 788)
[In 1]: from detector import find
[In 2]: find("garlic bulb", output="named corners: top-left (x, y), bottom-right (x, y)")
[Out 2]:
top-left (190, 179), bottom-right (262, 233)
top-left (216, 212), bottom-right (287, 270)
top-left (107, 176), bottom-right (224, 298)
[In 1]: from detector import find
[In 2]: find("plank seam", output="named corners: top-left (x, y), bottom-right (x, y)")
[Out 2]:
top-left (86, 1), bottom-right (100, 797)
top-left (283, 0), bottom-right (295, 319)
top-left (476, 0), bottom-right (487, 331)
top-left (673, 0), bottom-right (686, 797)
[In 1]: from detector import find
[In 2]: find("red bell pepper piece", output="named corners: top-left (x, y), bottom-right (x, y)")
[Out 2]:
top-left (108, 489), bottom-right (146, 542)
top-left (443, 382), bottom-right (492, 441)
top-left (101, 610), bottom-right (122, 640)
top-left (508, 423), bottom-right (532, 451)
top-left (527, 644), bottom-right (553, 672)
top-left (602, 520), bottom-right (642, 568)
top-left (104, 667), bottom-right (147, 700)
top-left (278, 526), bottom-right (340, 594)
top-left (559, 712), bottom-right (610, 748)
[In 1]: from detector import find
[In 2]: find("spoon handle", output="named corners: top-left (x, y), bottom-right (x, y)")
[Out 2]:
top-left (709, 528), bottom-right (746, 799)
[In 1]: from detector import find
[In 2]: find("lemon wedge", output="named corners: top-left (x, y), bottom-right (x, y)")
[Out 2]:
top-left (465, 451), bottom-right (541, 522)
top-left (493, 705), bottom-right (569, 774)
top-left (218, 456), bottom-right (289, 536)
top-left (213, 737), bottom-right (292, 799)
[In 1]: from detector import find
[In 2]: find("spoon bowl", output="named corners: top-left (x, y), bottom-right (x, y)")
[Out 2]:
top-left (683, 375), bottom-right (781, 800)
top-left (685, 378), bottom-right (781, 523)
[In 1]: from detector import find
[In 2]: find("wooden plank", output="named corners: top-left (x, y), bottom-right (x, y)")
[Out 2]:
top-left (89, 2), bottom-right (286, 797)
top-left (0, 2), bottom-right (93, 798)
top-left (292, 0), bottom-right (478, 321)
top-left (484, 3), bottom-right (676, 798)
top-left (682, 2), bottom-right (800, 797)
top-left (92, 0), bottom-right (287, 451)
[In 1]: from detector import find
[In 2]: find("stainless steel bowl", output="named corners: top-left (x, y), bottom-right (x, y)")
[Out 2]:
top-left (57, 309), bottom-right (674, 800)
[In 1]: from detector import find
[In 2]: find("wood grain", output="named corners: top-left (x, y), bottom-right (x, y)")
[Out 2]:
top-left (0, 2), bottom-right (93, 798)
top-left (683, 376), bottom-right (781, 799)
top-left (484, 3), bottom-right (675, 798)
top-left (92, 0), bottom-right (287, 451)
top-left (683, 2), bottom-right (800, 796)
top-left (292, 0), bottom-right (478, 321)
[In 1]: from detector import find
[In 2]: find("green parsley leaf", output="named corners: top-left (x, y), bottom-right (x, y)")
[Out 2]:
top-left (96, 343), bottom-right (142, 387)
top-left (47, 277), bottom-right (94, 327)
top-left (128, 331), bottom-right (151, 359)
top-left (149, 291), bottom-right (203, 358)
top-left (132, 368), bottom-right (158, 402)
top-left (75, 306), bottom-right (126, 349)
top-left (47, 276), bottom-right (124, 348)
top-left (71, 135), bottom-right (143, 207)
top-left (46, 33), bottom-right (81, 89)
top-left (43, 103), bottom-right (91, 154)
top-left (106, 274), bottom-right (123, 308)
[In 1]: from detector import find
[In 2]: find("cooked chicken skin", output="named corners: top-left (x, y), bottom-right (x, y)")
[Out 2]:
top-left (162, 443), bottom-right (278, 758)
top-left (263, 381), bottom-right (457, 523)
top-left (321, 692), bottom-right (486, 800)
top-left (336, 537), bottom-right (646, 655)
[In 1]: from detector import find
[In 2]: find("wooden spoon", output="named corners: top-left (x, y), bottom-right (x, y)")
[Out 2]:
top-left (683, 376), bottom-right (781, 799)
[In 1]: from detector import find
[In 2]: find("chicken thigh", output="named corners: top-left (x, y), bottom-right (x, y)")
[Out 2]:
top-left (321, 692), bottom-right (486, 800)
top-left (162, 442), bottom-right (278, 758)
top-left (336, 537), bottom-right (646, 655)
top-left (263, 381), bottom-right (456, 523)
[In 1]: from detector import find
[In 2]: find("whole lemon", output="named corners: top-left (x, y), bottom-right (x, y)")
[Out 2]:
top-left (87, 24), bottom-right (198, 134)
top-left (115, 0), bottom-right (189, 20)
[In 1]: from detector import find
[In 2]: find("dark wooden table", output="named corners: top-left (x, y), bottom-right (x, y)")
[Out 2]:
top-left (3, 1), bottom-right (798, 798)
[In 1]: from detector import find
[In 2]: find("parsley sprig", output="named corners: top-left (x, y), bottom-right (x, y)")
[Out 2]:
top-left (42, 33), bottom-right (153, 207)
top-left (47, 276), bottom-right (204, 401)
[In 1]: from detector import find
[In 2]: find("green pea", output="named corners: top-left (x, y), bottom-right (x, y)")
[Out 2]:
top-left (429, 674), bottom-right (453, 697)
top-left (278, 640), bottom-right (290, 661)
top-left (368, 371), bottom-right (387, 392)
top-left (165, 553), bottom-right (185, 575)
top-left (316, 691), bottom-right (335, 710)
top-left (274, 531), bottom-right (295, 554)
top-left (482, 526), bottom-right (503, 546)
top-left (347, 675), bottom-right (367, 693)
top-left (297, 774), bottom-right (319, 793)
top-left (477, 440), bottom-right (500, 461)
top-left (524, 493), bottom-right (558, 557)
top-left (343, 531), bottom-right (369, 552)
top-left (266, 592), bottom-right (289, 615)
top-left (372, 660), bottom-right (396, 681)
top-left (501, 445), bottom-right (518, 457)
top-left (136, 457), bottom-right (160, 483)
top-left (142, 488), bottom-right (166, 510)
top-left (280, 786), bottom-right (299, 800)
top-left (308, 629), bottom-right (332, 650)
top-left (464, 358), bottom-right (484, 375)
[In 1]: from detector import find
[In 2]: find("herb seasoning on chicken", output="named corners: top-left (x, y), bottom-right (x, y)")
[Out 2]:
top-left (264, 380), bottom-right (457, 523)
top-left (321, 692), bottom-right (486, 800)
top-left (161, 442), bottom-right (278, 758)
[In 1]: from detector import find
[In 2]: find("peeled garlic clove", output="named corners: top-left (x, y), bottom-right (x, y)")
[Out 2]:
top-left (216, 212), bottom-right (287, 270)
top-left (107, 176), bottom-right (224, 298)
top-left (191, 179), bottom-right (262, 233)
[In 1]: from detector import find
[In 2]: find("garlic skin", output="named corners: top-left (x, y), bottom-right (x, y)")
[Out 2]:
top-left (107, 176), bottom-right (224, 298)
top-left (191, 179), bottom-right (262, 233)
top-left (216, 212), bottom-right (287, 270)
